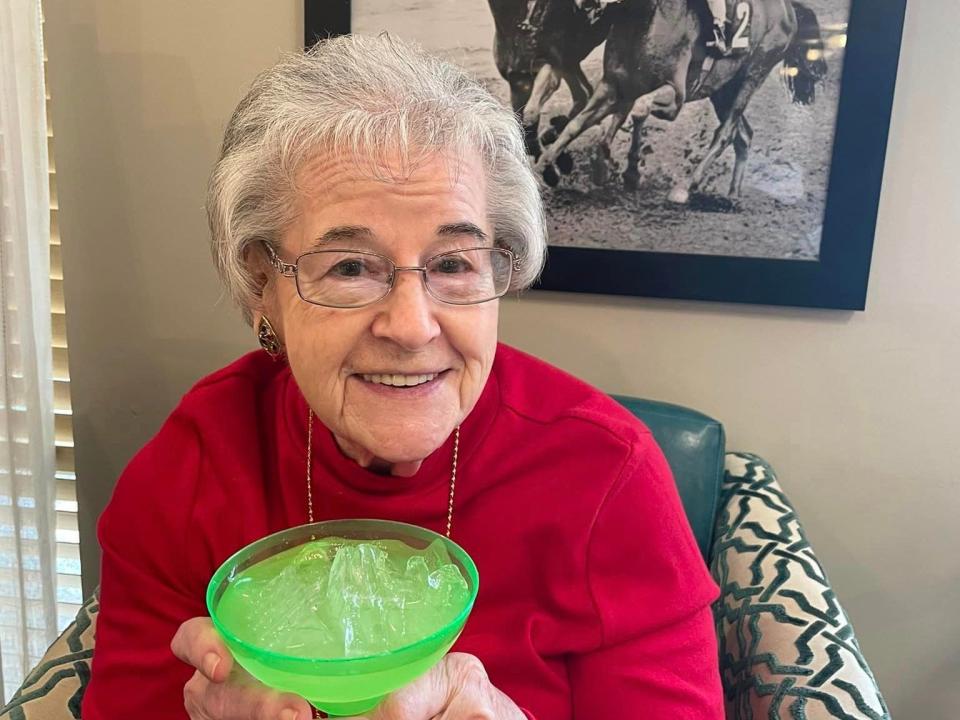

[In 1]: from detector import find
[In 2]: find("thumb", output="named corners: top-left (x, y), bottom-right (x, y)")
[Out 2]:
top-left (170, 616), bottom-right (233, 683)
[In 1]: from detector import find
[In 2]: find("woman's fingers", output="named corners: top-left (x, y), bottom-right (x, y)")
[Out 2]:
top-left (338, 665), bottom-right (442, 720)
top-left (171, 617), bottom-right (233, 683)
top-left (340, 653), bottom-right (502, 720)
top-left (183, 669), bottom-right (313, 720)
top-left (172, 617), bottom-right (313, 719)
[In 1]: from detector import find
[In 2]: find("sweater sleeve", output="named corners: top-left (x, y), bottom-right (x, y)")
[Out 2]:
top-left (81, 413), bottom-right (207, 720)
top-left (569, 436), bottom-right (724, 719)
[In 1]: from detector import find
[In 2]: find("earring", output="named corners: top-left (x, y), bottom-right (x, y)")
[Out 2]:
top-left (257, 316), bottom-right (283, 357)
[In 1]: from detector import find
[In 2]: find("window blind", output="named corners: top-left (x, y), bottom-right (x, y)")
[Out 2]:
top-left (43, 24), bottom-right (82, 630)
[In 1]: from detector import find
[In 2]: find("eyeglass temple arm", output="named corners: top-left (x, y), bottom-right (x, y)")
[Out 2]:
top-left (261, 241), bottom-right (297, 277)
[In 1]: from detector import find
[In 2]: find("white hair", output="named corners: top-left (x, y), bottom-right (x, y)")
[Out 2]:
top-left (207, 33), bottom-right (547, 323)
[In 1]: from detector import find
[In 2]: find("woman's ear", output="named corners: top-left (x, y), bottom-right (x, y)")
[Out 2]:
top-left (245, 241), bottom-right (272, 293)
top-left (244, 242), bottom-right (283, 340)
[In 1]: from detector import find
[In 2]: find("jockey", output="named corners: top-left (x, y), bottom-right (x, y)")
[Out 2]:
top-left (518, 0), bottom-right (546, 33)
top-left (574, 0), bottom-right (730, 55)
top-left (705, 0), bottom-right (730, 55)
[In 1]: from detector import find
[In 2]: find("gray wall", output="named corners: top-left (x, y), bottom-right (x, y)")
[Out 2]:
top-left (43, 1), bottom-right (959, 716)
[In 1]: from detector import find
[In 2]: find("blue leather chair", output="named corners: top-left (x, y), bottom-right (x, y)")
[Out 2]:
top-left (619, 397), bottom-right (889, 720)
top-left (613, 395), bottom-right (724, 561)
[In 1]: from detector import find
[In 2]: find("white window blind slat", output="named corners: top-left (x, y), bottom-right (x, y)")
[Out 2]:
top-left (55, 445), bottom-right (73, 475)
top-left (47, 168), bottom-right (56, 207)
top-left (50, 277), bottom-right (64, 314)
top-left (54, 414), bottom-right (71, 444)
top-left (50, 244), bottom-right (62, 279)
top-left (50, 208), bottom-right (59, 245)
top-left (55, 479), bottom-right (76, 513)
top-left (51, 314), bottom-right (66, 347)
top-left (53, 346), bottom-right (68, 380)
top-left (53, 379), bottom-right (71, 414)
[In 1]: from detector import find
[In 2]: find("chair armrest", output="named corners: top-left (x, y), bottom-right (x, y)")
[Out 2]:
top-left (712, 453), bottom-right (889, 719)
top-left (0, 589), bottom-right (98, 719)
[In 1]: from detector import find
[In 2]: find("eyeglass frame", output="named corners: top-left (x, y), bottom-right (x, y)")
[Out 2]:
top-left (260, 240), bottom-right (522, 309)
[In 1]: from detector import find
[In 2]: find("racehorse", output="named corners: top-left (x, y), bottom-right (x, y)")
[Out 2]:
top-left (536, 0), bottom-right (827, 204)
top-left (487, 0), bottom-right (612, 158)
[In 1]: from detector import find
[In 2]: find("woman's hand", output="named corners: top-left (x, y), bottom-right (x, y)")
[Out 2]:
top-left (172, 618), bottom-right (524, 720)
top-left (170, 617), bottom-right (313, 720)
top-left (342, 653), bottom-right (526, 720)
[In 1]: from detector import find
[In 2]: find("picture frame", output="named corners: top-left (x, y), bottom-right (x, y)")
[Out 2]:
top-left (304, 0), bottom-right (907, 310)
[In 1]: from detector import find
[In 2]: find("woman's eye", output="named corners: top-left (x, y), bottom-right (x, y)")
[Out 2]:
top-left (437, 257), bottom-right (469, 273)
top-left (332, 259), bottom-right (365, 277)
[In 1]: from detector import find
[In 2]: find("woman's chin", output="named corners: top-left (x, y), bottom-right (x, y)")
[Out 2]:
top-left (335, 427), bottom-right (453, 472)
top-left (370, 435), bottom-right (448, 466)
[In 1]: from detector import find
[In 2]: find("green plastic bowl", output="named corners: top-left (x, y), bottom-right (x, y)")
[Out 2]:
top-left (206, 519), bottom-right (479, 717)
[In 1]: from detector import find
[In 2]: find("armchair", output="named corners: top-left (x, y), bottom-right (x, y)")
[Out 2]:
top-left (618, 396), bottom-right (889, 720)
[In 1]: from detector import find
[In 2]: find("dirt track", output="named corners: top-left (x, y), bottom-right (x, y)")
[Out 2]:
top-left (354, 0), bottom-right (851, 260)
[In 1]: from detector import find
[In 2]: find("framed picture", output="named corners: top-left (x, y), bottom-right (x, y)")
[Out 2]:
top-left (304, 0), bottom-right (907, 310)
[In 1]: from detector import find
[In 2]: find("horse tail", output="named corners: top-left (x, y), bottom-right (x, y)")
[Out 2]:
top-left (783, 2), bottom-right (828, 105)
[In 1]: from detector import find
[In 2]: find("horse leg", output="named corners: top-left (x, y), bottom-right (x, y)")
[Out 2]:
top-left (507, 76), bottom-right (537, 158)
top-left (588, 82), bottom-right (676, 191)
top-left (522, 64), bottom-right (562, 159)
top-left (589, 101), bottom-right (632, 186)
top-left (704, 86), bottom-right (752, 198)
top-left (540, 65), bottom-right (596, 175)
top-left (640, 83), bottom-right (684, 122)
top-left (668, 118), bottom-right (738, 204)
top-left (623, 114), bottom-right (648, 191)
top-left (729, 115), bottom-right (753, 197)
top-left (565, 65), bottom-right (595, 120)
top-left (538, 79), bottom-right (620, 185)
top-left (668, 73), bottom-right (764, 205)
top-left (541, 64), bottom-right (593, 147)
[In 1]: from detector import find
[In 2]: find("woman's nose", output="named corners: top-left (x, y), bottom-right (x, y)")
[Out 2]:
top-left (369, 270), bottom-right (441, 350)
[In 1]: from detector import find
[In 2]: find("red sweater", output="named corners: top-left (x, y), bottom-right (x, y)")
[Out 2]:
top-left (83, 344), bottom-right (723, 719)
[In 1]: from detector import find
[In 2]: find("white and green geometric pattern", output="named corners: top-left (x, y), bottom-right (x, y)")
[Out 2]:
top-left (713, 453), bottom-right (889, 719)
top-left (0, 591), bottom-right (97, 720)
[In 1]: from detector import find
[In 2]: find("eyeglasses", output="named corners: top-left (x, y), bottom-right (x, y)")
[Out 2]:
top-left (262, 242), bottom-right (520, 308)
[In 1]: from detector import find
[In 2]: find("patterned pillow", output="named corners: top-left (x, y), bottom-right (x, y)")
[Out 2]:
top-left (0, 591), bottom-right (97, 720)
top-left (713, 453), bottom-right (889, 719)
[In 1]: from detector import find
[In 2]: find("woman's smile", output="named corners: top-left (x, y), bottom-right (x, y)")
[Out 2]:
top-left (359, 372), bottom-right (439, 387)
top-left (349, 369), bottom-right (452, 399)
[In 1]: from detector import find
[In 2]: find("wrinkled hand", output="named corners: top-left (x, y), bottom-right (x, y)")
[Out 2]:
top-left (171, 617), bottom-right (313, 720)
top-left (341, 653), bottom-right (526, 720)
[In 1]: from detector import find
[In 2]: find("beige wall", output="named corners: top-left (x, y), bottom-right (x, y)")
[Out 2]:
top-left (44, 1), bottom-right (958, 716)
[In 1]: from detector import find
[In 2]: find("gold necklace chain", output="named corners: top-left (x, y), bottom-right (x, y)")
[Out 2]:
top-left (306, 410), bottom-right (460, 538)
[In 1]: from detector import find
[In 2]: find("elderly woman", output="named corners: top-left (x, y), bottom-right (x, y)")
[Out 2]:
top-left (81, 35), bottom-right (722, 720)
